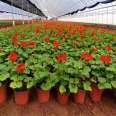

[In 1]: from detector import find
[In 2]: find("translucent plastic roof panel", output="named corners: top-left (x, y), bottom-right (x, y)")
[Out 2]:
top-left (0, 1), bottom-right (29, 16)
top-left (30, 0), bottom-right (114, 18)
top-left (0, 0), bottom-right (45, 16)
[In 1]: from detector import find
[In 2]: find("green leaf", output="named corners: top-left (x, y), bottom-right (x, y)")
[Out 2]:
top-left (82, 66), bottom-right (91, 77)
top-left (74, 60), bottom-right (83, 69)
top-left (69, 84), bottom-right (78, 93)
top-left (59, 85), bottom-right (66, 94)
top-left (106, 74), bottom-right (114, 79)
top-left (40, 82), bottom-right (51, 91)
top-left (83, 81), bottom-right (92, 91)
top-left (111, 81), bottom-right (116, 88)
top-left (0, 73), bottom-right (9, 82)
top-left (98, 83), bottom-right (112, 89)
top-left (98, 77), bottom-right (106, 83)
top-left (10, 81), bottom-right (23, 89)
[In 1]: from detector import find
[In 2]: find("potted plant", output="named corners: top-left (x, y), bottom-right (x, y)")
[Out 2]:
top-left (72, 60), bottom-right (91, 105)
top-left (57, 81), bottom-right (69, 105)
top-left (32, 53), bottom-right (59, 104)
top-left (0, 51), bottom-right (10, 104)
top-left (73, 81), bottom-right (88, 105)
top-left (90, 51), bottom-right (114, 102)
top-left (0, 65), bottom-right (10, 104)
top-left (10, 73), bottom-right (35, 105)
top-left (32, 54), bottom-right (51, 103)
top-left (39, 73), bottom-right (59, 103)
top-left (90, 56), bottom-right (105, 102)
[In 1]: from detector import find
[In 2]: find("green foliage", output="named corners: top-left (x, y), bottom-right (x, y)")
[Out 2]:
top-left (0, 23), bottom-right (115, 92)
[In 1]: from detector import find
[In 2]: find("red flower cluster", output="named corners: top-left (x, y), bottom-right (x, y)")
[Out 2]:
top-left (8, 52), bottom-right (17, 62)
top-left (44, 38), bottom-right (50, 43)
top-left (80, 52), bottom-right (93, 60)
top-left (16, 63), bottom-right (25, 73)
top-left (53, 41), bottom-right (60, 47)
top-left (19, 41), bottom-right (37, 48)
top-left (11, 33), bottom-right (36, 48)
top-left (11, 32), bottom-right (20, 46)
top-left (56, 53), bottom-right (67, 62)
top-left (20, 41), bottom-right (29, 47)
top-left (100, 55), bottom-right (111, 63)
top-left (33, 28), bottom-right (40, 33)
top-left (29, 41), bottom-right (37, 48)
top-left (104, 45), bottom-right (112, 51)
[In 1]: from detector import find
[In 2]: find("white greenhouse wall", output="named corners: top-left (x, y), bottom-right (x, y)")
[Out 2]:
top-left (58, 2), bottom-right (116, 25)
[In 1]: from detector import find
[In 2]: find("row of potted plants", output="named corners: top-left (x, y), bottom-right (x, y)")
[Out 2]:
top-left (0, 83), bottom-right (103, 105)
top-left (0, 22), bottom-right (116, 106)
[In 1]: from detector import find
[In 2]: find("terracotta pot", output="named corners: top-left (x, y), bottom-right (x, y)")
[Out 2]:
top-left (14, 90), bottom-right (29, 105)
top-left (57, 92), bottom-right (69, 105)
top-left (90, 84), bottom-right (103, 103)
top-left (0, 85), bottom-right (7, 104)
top-left (74, 90), bottom-right (86, 104)
top-left (37, 89), bottom-right (50, 103)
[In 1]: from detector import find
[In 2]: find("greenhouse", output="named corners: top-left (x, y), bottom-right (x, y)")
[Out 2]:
top-left (0, 0), bottom-right (116, 116)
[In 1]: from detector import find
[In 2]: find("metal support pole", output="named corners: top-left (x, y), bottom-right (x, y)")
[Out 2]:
top-left (11, 0), bottom-right (15, 26)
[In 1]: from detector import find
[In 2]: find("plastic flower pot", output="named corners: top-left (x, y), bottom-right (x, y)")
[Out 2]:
top-left (14, 90), bottom-right (29, 105)
top-left (0, 85), bottom-right (7, 104)
top-left (74, 90), bottom-right (86, 104)
top-left (36, 89), bottom-right (50, 103)
top-left (57, 92), bottom-right (69, 105)
top-left (90, 84), bottom-right (103, 103)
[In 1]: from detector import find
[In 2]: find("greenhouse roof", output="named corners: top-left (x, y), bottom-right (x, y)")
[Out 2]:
top-left (0, 0), bottom-right (45, 17)
top-left (0, 0), bottom-right (114, 18)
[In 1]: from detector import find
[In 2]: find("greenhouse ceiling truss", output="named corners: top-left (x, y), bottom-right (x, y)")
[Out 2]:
top-left (0, 0), bottom-right (46, 17)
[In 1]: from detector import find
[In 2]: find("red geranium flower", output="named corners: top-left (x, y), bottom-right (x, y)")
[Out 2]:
top-left (11, 37), bottom-right (17, 42)
top-left (80, 52), bottom-right (93, 60)
top-left (53, 41), bottom-right (59, 47)
top-left (86, 54), bottom-right (93, 60)
top-left (20, 41), bottom-right (29, 47)
top-left (104, 45), bottom-right (112, 51)
top-left (56, 53), bottom-right (67, 62)
top-left (33, 28), bottom-right (40, 33)
top-left (29, 41), bottom-right (37, 48)
top-left (16, 63), bottom-right (25, 73)
top-left (80, 52), bottom-right (88, 59)
top-left (100, 55), bottom-right (111, 63)
top-left (8, 52), bottom-right (17, 62)
top-left (44, 38), bottom-right (50, 43)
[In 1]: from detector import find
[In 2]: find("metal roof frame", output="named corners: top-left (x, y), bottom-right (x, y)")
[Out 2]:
top-left (0, 0), bottom-right (46, 17)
